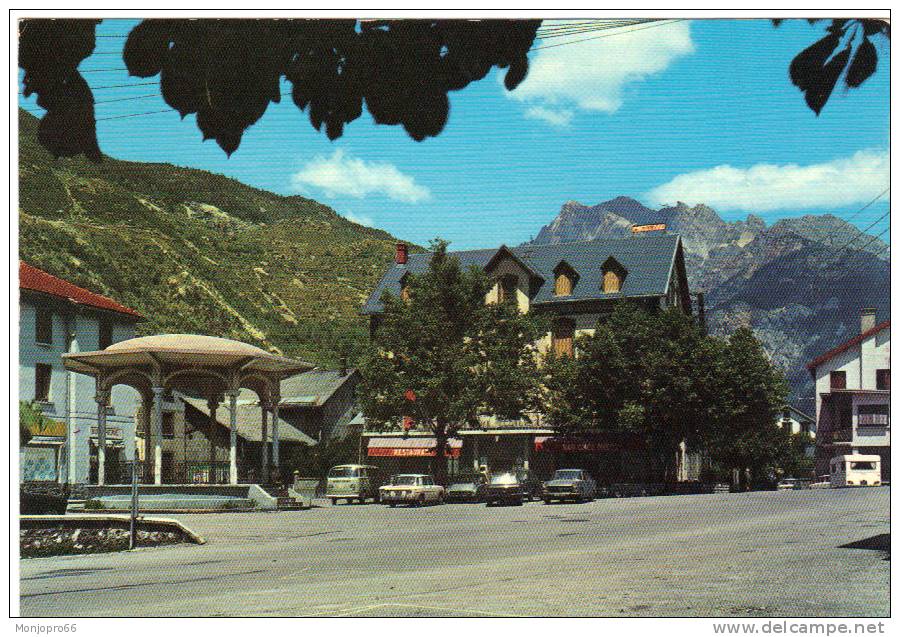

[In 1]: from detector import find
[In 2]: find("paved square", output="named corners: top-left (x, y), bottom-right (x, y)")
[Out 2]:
top-left (19, 488), bottom-right (889, 617)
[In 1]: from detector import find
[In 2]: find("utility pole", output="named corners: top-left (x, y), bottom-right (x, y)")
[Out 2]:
top-left (129, 454), bottom-right (139, 549)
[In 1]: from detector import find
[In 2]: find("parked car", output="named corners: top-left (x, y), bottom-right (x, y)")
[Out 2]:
top-left (325, 464), bottom-right (381, 505)
top-left (777, 478), bottom-right (803, 491)
top-left (543, 469), bottom-right (596, 503)
top-left (809, 475), bottom-right (832, 489)
top-left (20, 489), bottom-right (68, 515)
top-left (379, 474), bottom-right (445, 506)
top-left (446, 472), bottom-right (488, 503)
top-left (485, 472), bottom-right (525, 506)
top-left (516, 469), bottom-right (543, 501)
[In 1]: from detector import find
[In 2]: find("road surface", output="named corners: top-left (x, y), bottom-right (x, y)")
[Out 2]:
top-left (19, 488), bottom-right (889, 617)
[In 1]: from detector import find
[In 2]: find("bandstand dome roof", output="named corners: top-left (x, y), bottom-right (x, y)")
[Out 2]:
top-left (63, 334), bottom-right (314, 379)
top-left (106, 334), bottom-right (270, 356)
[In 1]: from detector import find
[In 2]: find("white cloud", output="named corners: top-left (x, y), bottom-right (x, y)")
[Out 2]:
top-left (645, 150), bottom-right (889, 212)
top-left (291, 150), bottom-right (430, 203)
top-left (342, 211), bottom-right (375, 228)
top-left (509, 21), bottom-right (694, 120)
top-left (524, 106), bottom-right (574, 127)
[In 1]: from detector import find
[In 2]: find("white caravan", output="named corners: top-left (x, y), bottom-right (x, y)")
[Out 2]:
top-left (829, 454), bottom-right (882, 487)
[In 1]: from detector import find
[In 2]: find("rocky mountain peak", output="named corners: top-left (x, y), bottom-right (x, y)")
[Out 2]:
top-left (527, 194), bottom-right (890, 401)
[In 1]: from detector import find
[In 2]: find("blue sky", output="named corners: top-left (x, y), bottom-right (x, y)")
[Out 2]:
top-left (19, 19), bottom-right (890, 251)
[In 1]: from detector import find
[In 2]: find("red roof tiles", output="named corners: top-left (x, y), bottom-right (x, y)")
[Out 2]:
top-left (19, 261), bottom-right (143, 319)
top-left (806, 320), bottom-right (890, 371)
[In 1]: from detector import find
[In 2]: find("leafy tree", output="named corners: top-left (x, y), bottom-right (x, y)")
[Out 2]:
top-left (705, 327), bottom-right (790, 490)
top-left (19, 18), bottom-right (889, 162)
top-left (19, 18), bottom-right (540, 160)
top-left (542, 318), bottom-right (629, 435)
top-left (543, 303), bottom-right (719, 481)
top-left (20, 400), bottom-right (54, 447)
top-left (775, 18), bottom-right (889, 115)
top-left (778, 431), bottom-right (816, 480)
top-left (358, 239), bottom-right (543, 483)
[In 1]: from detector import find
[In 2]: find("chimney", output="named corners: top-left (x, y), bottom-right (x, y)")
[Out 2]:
top-left (696, 292), bottom-right (707, 336)
top-left (861, 308), bottom-right (877, 334)
top-left (339, 355), bottom-right (348, 377)
top-left (395, 243), bottom-right (408, 265)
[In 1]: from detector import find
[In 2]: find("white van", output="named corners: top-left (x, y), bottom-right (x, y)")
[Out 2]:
top-left (325, 464), bottom-right (381, 504)
top-left (829, 454), bottom-right (882, 487)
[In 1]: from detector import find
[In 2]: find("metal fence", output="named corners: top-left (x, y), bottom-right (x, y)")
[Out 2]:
top-left (99, 461), bottom-right (266, 485)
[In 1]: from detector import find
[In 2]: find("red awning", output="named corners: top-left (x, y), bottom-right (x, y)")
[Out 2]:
top-left (534, 436), bottom-right (552, 451)
top-left (536, 434), bottom-right (644, 453)
top-left (367, 437), bottom-right (463, 458)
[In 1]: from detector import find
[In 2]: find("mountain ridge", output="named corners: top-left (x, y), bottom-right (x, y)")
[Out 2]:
top-left (530, 196), bottom-right (890, 401)
top-left (18, 109), bottom-right (413, 367)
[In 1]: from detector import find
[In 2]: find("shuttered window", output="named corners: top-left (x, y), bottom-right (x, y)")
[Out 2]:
top-left (555, 272), bottom-right (573, 296)
top-left (98, 320), bottom-right (113, 349)
top-left (35, 309), bottom-right (52, 344)
top-left (498, 275), bottom-right (519, 304)
top-left (830, 371), bottom-right (846, 390)
top-left (602, 269), bottom-right (622, 293)
top-left (35, 364), bottom-right (52, 402)
top-left (552, 318), bottom-right (575, 358)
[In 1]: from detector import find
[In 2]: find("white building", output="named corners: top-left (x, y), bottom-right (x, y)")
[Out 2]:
top-left (19, 262), bottom-right (143, 484)
top-left (807, 308), bottom-right (890, 480)
top-left (780, 405), bottom-right (815, 439)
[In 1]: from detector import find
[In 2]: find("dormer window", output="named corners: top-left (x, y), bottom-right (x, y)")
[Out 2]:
top-left (498, 275), bottom-right (519, 304)
top-left (553, 262), bottom-right (578, 297)
top-left (601, 257), bottom-right (627, 294)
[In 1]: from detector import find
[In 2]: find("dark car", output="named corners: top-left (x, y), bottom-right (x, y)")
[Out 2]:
top-left (485, 472), bottom-right (524, 506)
top-left (446, 473), bottom-right (488, 502)
top-left (516, 469), bottom-right (543, 501)
top-left (20, 489), bottom-right (68, 515)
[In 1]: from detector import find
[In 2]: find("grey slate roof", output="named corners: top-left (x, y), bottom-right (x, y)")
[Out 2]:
top-left (181, 398), bottom-right (317, 445)
top-left (278, 369), bottom-right (358, 407)
top-left (362, 234), bottom-right (683, 314)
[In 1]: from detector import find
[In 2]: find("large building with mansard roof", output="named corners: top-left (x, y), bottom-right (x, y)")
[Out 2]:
top-left (360, 233), bottom-right (699, 483)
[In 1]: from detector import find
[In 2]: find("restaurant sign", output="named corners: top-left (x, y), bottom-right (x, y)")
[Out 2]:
top-left (632, 223), bottom-right (667, 234)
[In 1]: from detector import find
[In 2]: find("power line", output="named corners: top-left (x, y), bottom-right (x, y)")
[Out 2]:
top-left (836, 186), bottom-right (890, 228)
top-left (849, 225), bottom-right (890, 256)
top-left (535, 20), bottom-right (659, 39)
top-left (18, 81), bottom-right (158, 95)
top-left (95, 108), bottom-right (171, 122)
top-left (530, 19), bottom-right (686, 52)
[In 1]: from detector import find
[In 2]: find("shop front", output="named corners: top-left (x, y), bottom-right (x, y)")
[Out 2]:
top-left (538, 433), bottom-right (653, 484)
top-left (366, 436), bottom-right (464, 478)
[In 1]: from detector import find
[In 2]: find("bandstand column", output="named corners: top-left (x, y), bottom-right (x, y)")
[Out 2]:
top-left (260, 404), bottom-right (269, 483)
top-left (207, 396), bottom-right (219, 483)
top-left (272, 400), bottom-right (280, 474)
top-left (152, 386), bottom-right (164, 485)
top-left (228, 391), bottom-right (239, 485)
top-left (95, 389), bottom-right (110, 485)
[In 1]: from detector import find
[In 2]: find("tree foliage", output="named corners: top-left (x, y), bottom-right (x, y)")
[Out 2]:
top-left (19, 18), bottom-right (540, 160)
top-left (20, 400), bottom-right (56, 447)
top-left (358, 239), bottom-right (543, 482)
top-left (19, 18), bottom-right (890, 162)
top-left (543, 304), bottom-right (795, 485)
top-left (775, 18), bottom-right (889, 115)
top-left (705, 327), bottom-right (790, 487)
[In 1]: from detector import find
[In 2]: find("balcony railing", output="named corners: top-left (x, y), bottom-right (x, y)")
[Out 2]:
top-left (96, 461), bottom-right (273, 485)
top-left (858, 413), bottom-right (890, 427)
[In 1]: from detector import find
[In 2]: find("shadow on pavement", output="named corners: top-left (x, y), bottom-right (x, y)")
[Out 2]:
top-left (839, 533), bottom-right (890, 560)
